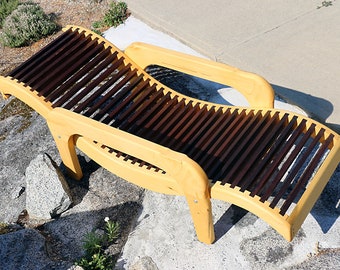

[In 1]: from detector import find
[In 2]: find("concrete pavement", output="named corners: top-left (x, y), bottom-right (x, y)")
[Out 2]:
top-left (123, 0), bottom-right (340, 132)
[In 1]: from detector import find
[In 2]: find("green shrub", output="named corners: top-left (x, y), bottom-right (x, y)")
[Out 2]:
top-left (0, 223), bottom-right (9, 235)
top-left (82, 232), bottom-right (103, 256)
top-left (105, 219), bottom-right (120, 242)
top-left (92, 1), bottom-right (128, 34)
top-left (102, 1), bottom-right (128, 27)
top-left (77, 252), bottom-right (113, 270)
top-left (0, 0), bottom-right (19, 28)
top-left (76, 218), bottom-right (120, 270)
top-left (0, 2), bottom-right (58, 47)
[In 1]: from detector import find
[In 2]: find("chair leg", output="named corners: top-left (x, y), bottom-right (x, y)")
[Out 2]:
top-left (49, 126), bottom-right (83, 180)
top-left (185, 194), bottom-right (215, 244)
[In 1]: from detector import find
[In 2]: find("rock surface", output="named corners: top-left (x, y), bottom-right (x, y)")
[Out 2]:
top-left (0, 110), bottom-right (56, 224)
top-left (129, 256), bottom-right (159, 270)
top-left (0, 228), bottom-right (71, 269)
top-left (25, 153), bottom-right (73, 219)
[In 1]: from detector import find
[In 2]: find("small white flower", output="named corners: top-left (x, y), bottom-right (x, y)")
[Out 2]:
top-left (104, 217), bottom-right (110, 222)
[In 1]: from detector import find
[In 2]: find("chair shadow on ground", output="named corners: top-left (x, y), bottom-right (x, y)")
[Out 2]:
top-left (40, 202), bottom-right (142, 267)
top-left (272, 84), bottom-right (340, 133)
top-left (59, 155), bottom-right (100, 206)
top-left (214, 205), bottom-right (249, 241)
top-left (44, 155), bottom-right (144, 265)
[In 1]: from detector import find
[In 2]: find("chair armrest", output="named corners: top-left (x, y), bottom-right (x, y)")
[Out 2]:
top-left (125, 42), bottom-right (274, 108)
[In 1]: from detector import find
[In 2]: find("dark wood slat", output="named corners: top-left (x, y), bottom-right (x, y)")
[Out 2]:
top-left (39, 41), bottom-right (106, 98)
top-left (110, 84), bottom-right (159, 128)
top-left (250, 118), bottom-right (306, 197)
top-left (179, 104), bottom-right (209, 156)
top-left (269, 127), bottom-right (324, 210)
top-left (190, 108), bottom-right (236, 161)
top-left (236, 113), bottom-right (289, 191)
top-left (182, 104), bottom-right (220, 160)
top-left (142, 98), bottom-right (185, 138)
top-left (279, 133), bottom-right (333, 215)
top-left (168, 102), bottom-right (202, 138)
top-left (9, 28), bottom-right (74, 78)
top-left (72, 62), bottom-right (131, 113)
top-left (203, 110), bottom-right (253, 176)
top-left (34, 38), bottom-right (101, 95)
top-left (188, 106), bottom-right (226, 169)
top-left (173, 104), bottom-right (208, 140)
top-left (23, 31), bottom-right (88, 86)
top-left (208, 110), bottom-right (264, 180)
top-left (94, 74), bottom-right (146, 118)
top-left (219, 111), bottom-right (277, 186)
top-left (189, 105), bottom-right (215, 153)
top-left (57, 62), bottom-right (128, 110)
top-left (178, 106), bottom-right (221, 155)
top-left (120, 86), bottom-right (166, 131)
top-left (103, 77), bottom-right (150, 118)
top-left (208, 110), bottom-right (246, 157)
top-left (226, 112), bottom-right (285, 188)
top-left (152, 100), bottom-right (194, 146)
top-left (46, 48), bottom-right (114, 103)
top-left (137, 98), bottom-right (186, 144)
top-left (85, 68), bottom-right (139, 116)
top-left (182, 107), bottom-right (230, 159)
top-left (241, 114), bottom-right (295, 192)
top-left (176, 106), bottom-right (223, 153)
top-left (134, 93), bottom-right (178, 137)
top-left (260, 123), bottom-right (316, 203)
top-left (59, 54), bottom-right (121, 109)
top-left (132, 91), bottom-right (171, 134)
top-left (140, 95), bottom-right (179, 133)
top-left (25, 33), bottom-right (88, 89)
top-left (145, 98), bottom-right (186, 143)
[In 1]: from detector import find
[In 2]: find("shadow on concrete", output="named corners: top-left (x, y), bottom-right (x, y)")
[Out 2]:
top-left (310, 164), bottom-right (340, 234)
top-left (272, 84), bottom-right (339, 132)
top-left (214, 205), bottom-right (248, 242)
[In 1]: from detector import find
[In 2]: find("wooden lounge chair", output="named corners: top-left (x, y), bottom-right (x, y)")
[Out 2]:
top-left (1, 25), bottom-right (339, 244)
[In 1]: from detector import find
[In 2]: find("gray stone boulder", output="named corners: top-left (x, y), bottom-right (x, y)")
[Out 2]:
top-left (129, 256), bottom-right (159, 270)
top-left (0, 228), bottom-right (72, 269)
top-left (0, 111), bottom-right (60, 223)
top-left (25, 153), bottom-right (73, 219)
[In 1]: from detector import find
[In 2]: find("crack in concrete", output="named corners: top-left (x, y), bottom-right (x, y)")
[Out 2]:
top-left (230, 9), bottom-right (317, 49)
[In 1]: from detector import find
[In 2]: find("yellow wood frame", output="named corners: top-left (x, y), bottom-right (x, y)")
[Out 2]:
top-left (0, 25), bottom-right (339, 244)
